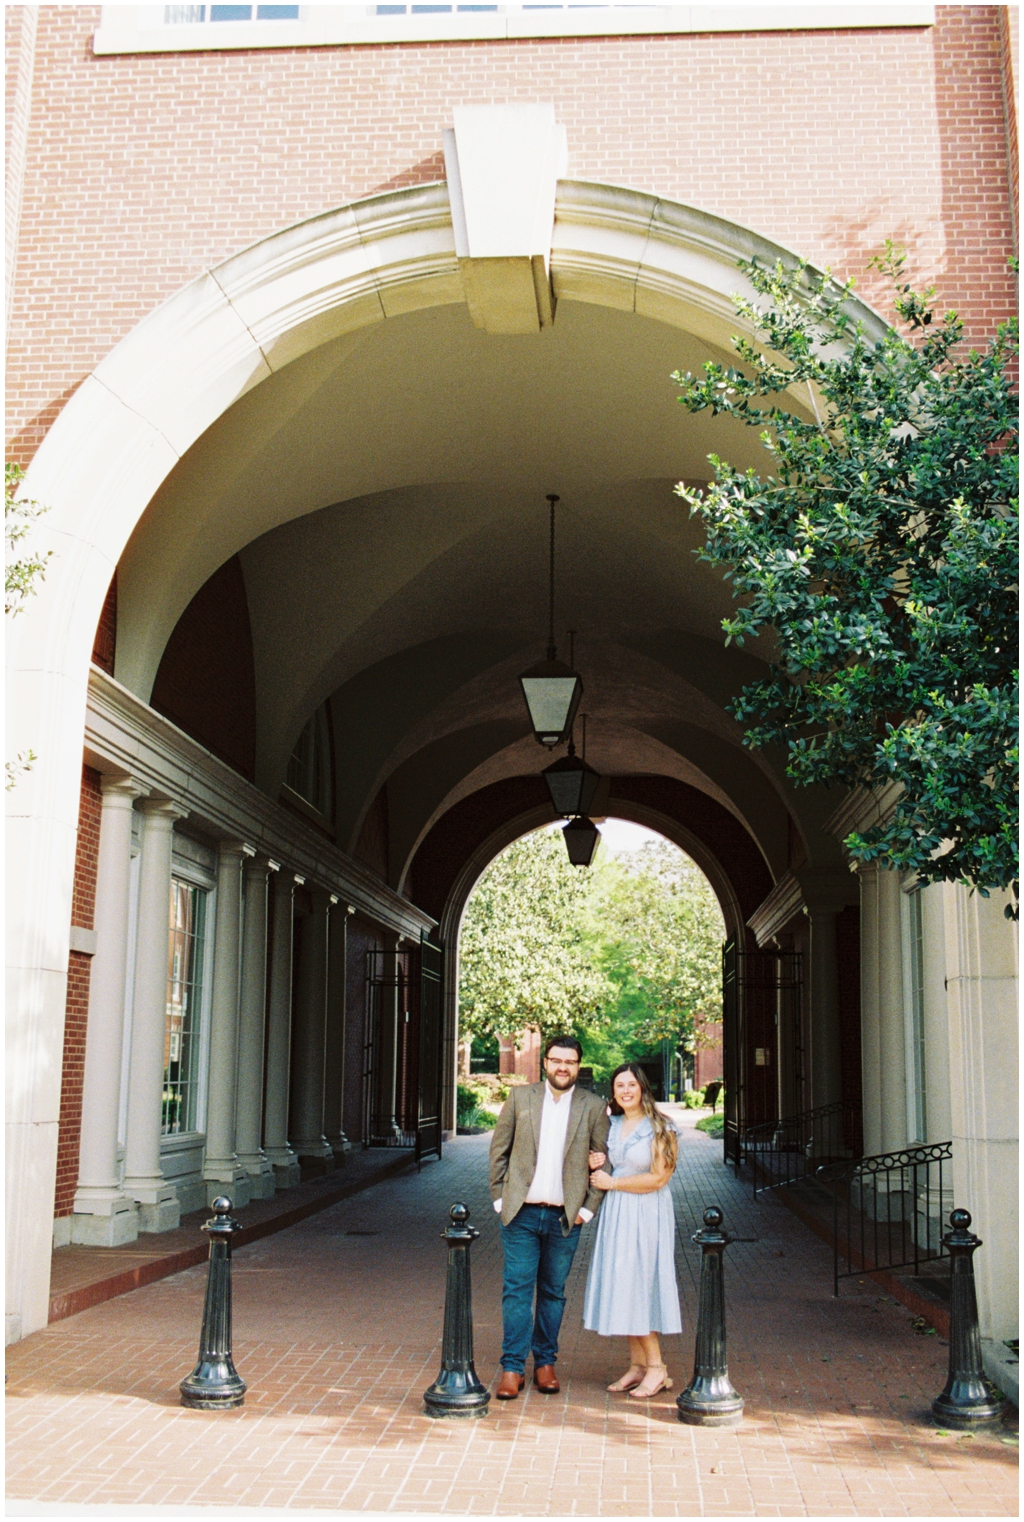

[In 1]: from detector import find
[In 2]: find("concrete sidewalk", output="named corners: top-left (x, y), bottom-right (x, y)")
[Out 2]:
top-left (6, 1122), bottom-right (1017, 1518)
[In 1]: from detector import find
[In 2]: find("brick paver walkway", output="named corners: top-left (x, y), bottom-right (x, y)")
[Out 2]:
top-left (6, 1118), bottom-right (1017, 1517)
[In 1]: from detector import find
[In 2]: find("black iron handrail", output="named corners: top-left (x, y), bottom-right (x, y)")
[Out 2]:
top-left (818, 1140), bottom-right (953, 1295)
top-left (746, 1100), bottom-right (861, 1199)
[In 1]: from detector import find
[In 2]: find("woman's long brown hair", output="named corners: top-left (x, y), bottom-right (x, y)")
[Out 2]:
top-left (608, 1063), bottom-right (678, 1171)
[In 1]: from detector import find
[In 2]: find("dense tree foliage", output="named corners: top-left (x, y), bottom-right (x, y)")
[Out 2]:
top-left (459, 830), bottom-right (611, 1039)
top-left (589, 841), bottom-right (724, 1046)
top-left (673, 247), bottom-right (1018, 909)
top-left (458, 829), bottom-right (725, 1079)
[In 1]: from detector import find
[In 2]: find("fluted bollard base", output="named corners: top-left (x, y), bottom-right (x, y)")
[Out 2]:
top-left (677, 1206), bottom-right (744, 1428)
top-left (180, 1198), bottom-right (247, 1411)
top-left (676, 1373), bottom-right (744, 1428)
top-left (180, 1359), bottom-right (247, 1412)
top-left (932, 1383), bottom-right (1004, 1430)
top-left (931, 1209), bottom-right (1005, 1430)
top-left (423, 1203), bottom-right (491, 1420)
top-left (423, 1370), bottom-right (490, 1420)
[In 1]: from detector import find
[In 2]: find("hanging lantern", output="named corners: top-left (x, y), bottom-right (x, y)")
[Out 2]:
top-left (562, 816), bottom-right (600, 868)
top-left (519, 657), bottom-right (583, 748)
top-left (543, 751), bottom-right (601, 818)
top-left (542, 714), bottom-right (601, 818)
top-left (517, 495), bottom-right (583, 747)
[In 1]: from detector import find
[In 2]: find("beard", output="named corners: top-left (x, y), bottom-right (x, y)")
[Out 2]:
top-left (545, 1069), bottom-right (576, 1090)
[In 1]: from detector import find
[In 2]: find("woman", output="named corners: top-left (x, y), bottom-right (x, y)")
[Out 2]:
top-left (582, 1063), bottom-right (681, 1399)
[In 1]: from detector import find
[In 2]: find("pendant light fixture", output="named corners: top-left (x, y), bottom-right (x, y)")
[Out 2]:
top-left (562, 815), bottom-right (601, 868)
top-left (543, 710), bottom-right (601, 819)
top-left (518, 495), bottom-right (583, 747)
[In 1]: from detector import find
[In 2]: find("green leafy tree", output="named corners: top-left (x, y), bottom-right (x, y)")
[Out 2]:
top-left (6, 462), bottom-right (52, 789)
top-left (591, 841), bottom-right (724, 1048)
top-left (458, 830), bottom-right (725, 1079)
top-left (458, 829), bottom-right (611, 1040)
top-left (673, 247), bottom-right (1018, 910)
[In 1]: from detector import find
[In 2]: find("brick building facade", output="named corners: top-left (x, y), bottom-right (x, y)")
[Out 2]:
top-left (5, 5), bottom-right (1017, 1370)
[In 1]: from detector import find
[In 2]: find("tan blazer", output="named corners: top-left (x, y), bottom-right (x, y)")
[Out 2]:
top-left (489, 1082), bottom-right (611, 1235)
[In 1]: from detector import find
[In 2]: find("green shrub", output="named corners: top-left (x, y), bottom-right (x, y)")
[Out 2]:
top-left (681, 1088), bottom-right (706, 1109)
top-left (695, 1113), bottom-right (724, 1138)
top-left (456, 1083), bottom-right (480, 1125)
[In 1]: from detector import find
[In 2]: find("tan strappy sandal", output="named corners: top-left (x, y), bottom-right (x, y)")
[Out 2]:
top-left (628, 1364), bottom-right (673, 1399)
top-left (607, 1364), bottom-right (645, 1393)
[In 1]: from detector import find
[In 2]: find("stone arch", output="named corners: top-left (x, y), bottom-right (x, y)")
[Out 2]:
top-left (6, 177), bottom-right (883, 1343)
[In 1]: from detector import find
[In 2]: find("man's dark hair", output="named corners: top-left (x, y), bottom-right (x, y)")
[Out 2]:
top-left (544, 1035), bottom-right (583, 1061)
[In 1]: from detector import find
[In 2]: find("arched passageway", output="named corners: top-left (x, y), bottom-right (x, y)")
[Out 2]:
top-left (8, 138), bottom-right (1013, 1364)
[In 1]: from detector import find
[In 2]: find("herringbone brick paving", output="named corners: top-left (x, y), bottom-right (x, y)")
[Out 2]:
top-left (6, 1116), bottom-right (1017, 1516)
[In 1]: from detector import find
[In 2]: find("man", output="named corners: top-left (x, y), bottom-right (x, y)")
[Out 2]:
top-left (488, 1035), bottom-right (610, 1399)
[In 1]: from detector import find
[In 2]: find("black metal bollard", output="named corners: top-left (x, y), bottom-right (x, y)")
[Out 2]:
top-left (676, 1206), bottom-right (744, 1427)
top-left (423, 1203), bottom-right (490, 1419)
top-left (931, 1208), bottom-right (1005, 1429)
top-left (179, 1197), bottom-right (247, 1411)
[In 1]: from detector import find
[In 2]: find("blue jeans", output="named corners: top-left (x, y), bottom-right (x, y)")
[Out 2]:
top-left (500, 1203), bottom-right (582, 1372)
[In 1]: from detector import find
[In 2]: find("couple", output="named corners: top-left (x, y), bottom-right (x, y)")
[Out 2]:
top-left (488, 1035), bottom-right (681, 1402)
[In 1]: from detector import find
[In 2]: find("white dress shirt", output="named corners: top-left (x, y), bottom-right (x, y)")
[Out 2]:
top-left (494, 1082), bottom-right (593, 1221)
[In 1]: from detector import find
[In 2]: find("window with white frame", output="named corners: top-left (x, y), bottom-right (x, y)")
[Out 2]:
top-left (164, 5), bottom-right (298, 20)
top-left (902, 885), bottom-right (928, 1143)
top-left (162, 877), bottom-right (209, 1136)
top-left (286, 702), bottom-right (334, 820)
top-left (95, 5), bottom-right (935, 56)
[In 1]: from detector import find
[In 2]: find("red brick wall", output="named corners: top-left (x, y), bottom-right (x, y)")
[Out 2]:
top-left (54, 765), bottom-right (103, 1219)
top-left (5, 7), bottom-right (1016, 464)
top-left (91, 572), bottom-right (117, 675)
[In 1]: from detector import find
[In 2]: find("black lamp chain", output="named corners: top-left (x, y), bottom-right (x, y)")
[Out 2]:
top-left (546, 494), bottom-right (559, 661)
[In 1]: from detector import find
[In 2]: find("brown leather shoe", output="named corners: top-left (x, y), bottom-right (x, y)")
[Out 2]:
top-left (533, 1364), bottom-right (560, 1393)
top-left (495, 1370), bottom-right (526, 1400)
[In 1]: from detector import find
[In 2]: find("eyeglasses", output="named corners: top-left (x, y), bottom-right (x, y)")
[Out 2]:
top-left (546, 1056), bottom-right (580, 1067)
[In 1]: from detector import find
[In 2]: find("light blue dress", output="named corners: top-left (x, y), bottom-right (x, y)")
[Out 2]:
top-left (582, 1115), bottom-right (682, 1337)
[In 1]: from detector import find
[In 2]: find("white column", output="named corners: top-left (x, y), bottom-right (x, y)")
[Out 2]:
top-left (71, 777), bottom-right (144, 1246)
top-left (263, 869), bottom-right (301, 1188)
top-left (202, 839), bottom-right (253, 1208)
top-left (324, 898), bottom-right (350, 1158)
top-left (919, 882), bottom-right (951, 1142)
top-left (859, 865), bottom-right (883, 1156)
top-left (234, 855), bottom-right (277, 1199)
top-left (122, 798), bottom-right (187, 1232)
top-left (876, 867), bottom-right (907, 1151)
top-left (806, 907), bottom-right (841, 1114)
top-left (945, 883), bottom-right (1018, 1344)
top-left (289, 887), bottom-right (335, 1172)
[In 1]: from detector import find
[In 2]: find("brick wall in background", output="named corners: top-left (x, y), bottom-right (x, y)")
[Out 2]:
top-left (5, 7), bottom-right (1017, 464)
top-left (54, 766), bottom-right (103, 1219)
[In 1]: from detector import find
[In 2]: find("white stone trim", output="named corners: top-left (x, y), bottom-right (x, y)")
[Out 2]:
top-left (67, 926), bottom-right (99, 956)
top-left (93, 5), bottom-right (935, 56)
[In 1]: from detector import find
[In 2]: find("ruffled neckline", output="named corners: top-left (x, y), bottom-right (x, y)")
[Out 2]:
top-left (613, 1114), bottom-right (653, 1144)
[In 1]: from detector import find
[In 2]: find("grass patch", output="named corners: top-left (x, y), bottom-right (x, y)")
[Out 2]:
top-left (695, 1113), bottom-right (724, 1138)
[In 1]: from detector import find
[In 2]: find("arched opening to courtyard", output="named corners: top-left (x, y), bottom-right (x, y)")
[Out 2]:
top-left (453, 818), bottom-right (727, 1116)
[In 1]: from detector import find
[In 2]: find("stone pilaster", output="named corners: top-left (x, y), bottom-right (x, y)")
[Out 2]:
top-left (72, 776), bottom-right (144, 1246)
top-left (263, 869), bottom-right (301, 1187)
top-left (289, 887), bottom-right (335, 1172)
top-left (203, 839), bottom-right (254, 1208)
top-left (944, 883), bottom-right (1018, 1343)
top-left (234, 855), bottom-right (277, 1199)
top-left (324, 898), bottom-right (350, 1159)
top-left (122, 798), bottom-right (187, 1232)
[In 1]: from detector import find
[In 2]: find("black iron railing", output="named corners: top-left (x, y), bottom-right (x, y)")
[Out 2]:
top-left (818, 1140), bottom-right (953, 1295)
top-left (746, 1100), bottom-right (861, 1199)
